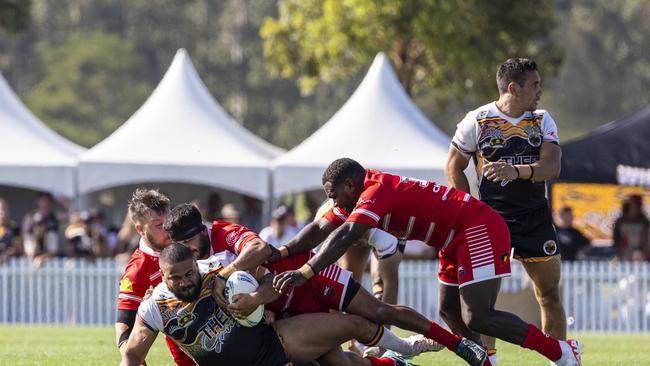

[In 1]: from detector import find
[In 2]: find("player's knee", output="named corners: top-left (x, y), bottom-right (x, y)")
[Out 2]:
top-left (537, 285), bottom-right (562, 308)
top-left (462, 309), bottom-right (490, 334)
top-left (439, 306), bottom-right (461, 325)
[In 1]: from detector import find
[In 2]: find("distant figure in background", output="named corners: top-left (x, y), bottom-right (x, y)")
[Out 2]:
top-left (613, 195), bottom-right (649, 261)
top-left (220, 203), bottom-right (241, 224)
top-left (0, 198), bottom-right (21, 263)
top-left (259, 204), bottom-right (298, 248)
top-left (555, 207), bottom-right (591, 261)
top-left (21, 192), bottom-right (61, 266)
top-left (240, 194), bottom-right (262, 233)
top-left (204, 191), bottom-right (222, 221)
top-left (115, 213), bottom-right (141, 261)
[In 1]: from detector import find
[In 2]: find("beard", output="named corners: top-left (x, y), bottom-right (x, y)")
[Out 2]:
top-left (172, 281), bottom-right (201, 302)
top-left (146, 231), bottom-right (170, 251)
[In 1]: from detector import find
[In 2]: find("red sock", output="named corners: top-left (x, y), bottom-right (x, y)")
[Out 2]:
top-left (521, 324), bottom-right (562, 361)
top-left (366, 356), bottom-right (397, 366)
top-left (424, 321), bottom-right (462, 351)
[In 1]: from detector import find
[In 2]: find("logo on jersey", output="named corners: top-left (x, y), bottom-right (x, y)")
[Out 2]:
top-left (543, 240), bottom-right (558, 256)
top-left (357, 198), bottom-right (376, 205)
top-left (481, 128), bottom-right (506, 149)
top-left (178, 312), bottom-right (196, 328)
top-left (524, 125), bottom-right (542, 147)
top-left (119, 277), bottom-right (133, 292)
top-left (225, 231), bottom-right (238, 248)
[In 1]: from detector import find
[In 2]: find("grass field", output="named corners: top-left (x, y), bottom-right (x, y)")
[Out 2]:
top-left (0, 325), bottom-right (646, 365)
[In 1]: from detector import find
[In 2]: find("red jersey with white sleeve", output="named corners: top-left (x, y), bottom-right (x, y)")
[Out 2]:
top-left (207, 220), bottom-right (356, 315)
top-left (342, 169), bottom-right (511, 287)
top-left (117, 239), bottom-right (196, 366)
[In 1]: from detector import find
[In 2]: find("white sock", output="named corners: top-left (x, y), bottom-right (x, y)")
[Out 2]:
top-left (372, 327), bottom-right (412, 354)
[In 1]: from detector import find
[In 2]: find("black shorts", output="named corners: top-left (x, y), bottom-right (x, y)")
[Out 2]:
top-left (502, 205), bottom-right (558, 261)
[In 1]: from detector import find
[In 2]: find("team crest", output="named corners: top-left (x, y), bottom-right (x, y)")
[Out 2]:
top-left (543, 240), bottom-right (558, 256)
top-left (323, 285), bottom-right (334, 299)
top-left (524, 125), bottom-right (542, 147)
top-left (178, 312), bottom-right (196, 328)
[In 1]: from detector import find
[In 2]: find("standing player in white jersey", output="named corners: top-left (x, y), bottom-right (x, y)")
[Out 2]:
top-left (273, 158), bottom-right (582, 366)
top-left (446, 58), bottom-right (565, 365)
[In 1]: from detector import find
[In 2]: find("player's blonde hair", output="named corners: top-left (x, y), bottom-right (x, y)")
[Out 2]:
top-left (128, 188), bottom-right (170, 224)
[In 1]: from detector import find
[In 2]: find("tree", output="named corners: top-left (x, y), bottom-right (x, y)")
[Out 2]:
top-left (0, 0), bottom-right (30, 33)
top-left (24, 31), bottom-right (151, 147)
top-left (261, 0), bottom-right (563, 105)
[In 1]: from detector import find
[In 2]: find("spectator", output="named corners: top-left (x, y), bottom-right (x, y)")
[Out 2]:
top-left (115, 212), bottom-right (140, 260)
top-left (240, 195), bottom-right (262, 233)
top-left (21, 192), bottom-right (61, 266)
top-left (205, 191), bottom-right (223, 221)
top-left (220, 203), bottom-right (241, 224)
top-left (0, 198), bottom-right (21, 263)
top-left (555, 206), bottom-right (591, 261)
top-left (64, 212), bottom-right (94, 259)
top-left (613, 195), bottom-right (650, 261)
top-left (259, 204), bottom-right (299, 248)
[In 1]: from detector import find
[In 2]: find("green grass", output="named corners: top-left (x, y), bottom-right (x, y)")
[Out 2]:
top-left (0, 325), bottom-right (646, 365)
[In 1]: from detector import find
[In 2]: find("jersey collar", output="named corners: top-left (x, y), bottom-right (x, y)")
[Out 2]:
top-left (138, 237), bottom-right (160, 257)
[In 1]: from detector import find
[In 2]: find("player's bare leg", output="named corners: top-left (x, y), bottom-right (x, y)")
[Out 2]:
top-left (439, 283), bottom-right (481, 342)
top-left (521, 256), bottom-right (567, 340)
top-left (370, 251), bottom-right (402, 304)
top-left (338, 243), bottom-right (371, 281)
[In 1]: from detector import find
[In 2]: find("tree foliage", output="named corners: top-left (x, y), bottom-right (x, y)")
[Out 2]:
top-left (0, 0), bottom-right (30, 33)
top-left (261, 0), bottom-right (563, 103)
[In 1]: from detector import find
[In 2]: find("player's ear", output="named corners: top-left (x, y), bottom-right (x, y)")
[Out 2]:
top-left (134, 222), bottom-right (144, 236)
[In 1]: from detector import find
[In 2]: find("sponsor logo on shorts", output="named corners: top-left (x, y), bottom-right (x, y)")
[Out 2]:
top-left (501, 252), bottom-right (509, 263)
top-left (458, 265), bottom-right (465, 279)
top-left (323, 285), bottom-right (334, 299)
top-left (543, 240), bottom-right (558, 256)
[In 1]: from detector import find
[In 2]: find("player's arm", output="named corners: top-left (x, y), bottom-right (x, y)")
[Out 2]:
top-left (120, 314), bottom-right (158, 366)
top-left (219, 238), bottom-right (272, 279)
top-left (270, 218), bottom-right (338, 262)
top-left (273, 221), bottom-right (370, 294)
top-left (115, 310), bottom-right (137, 352)
top-left (445, 145), bottom-right (472, 193)
top-left (518, 142), bottom-right (561, 181)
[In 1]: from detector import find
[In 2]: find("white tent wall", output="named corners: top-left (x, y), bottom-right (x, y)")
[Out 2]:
top-left (273, 53), bottom-right (478, 199)
top-left (0, 73), bottom-right (84, 197)
top-left (78, 49), bottom-right (283, 201)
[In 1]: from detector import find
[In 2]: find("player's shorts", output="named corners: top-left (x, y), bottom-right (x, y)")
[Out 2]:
top-left (266, 252), bottom-right (360, 315)
top-left (438, 205), bottom-right (512, 288)
top-left (501, 204), bottom-right (559, 261)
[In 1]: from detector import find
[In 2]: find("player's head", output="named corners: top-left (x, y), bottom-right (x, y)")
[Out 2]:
top-left (128, 188), bottom-right (171, 251)
top-left (322, 158), bottom-right (366, 213)
top-left (160, 243), bottom-right (201, 302)
top-left (496, 58), bottom-right (542, 111)
top-left (164, 203), bottom-right (211, 260)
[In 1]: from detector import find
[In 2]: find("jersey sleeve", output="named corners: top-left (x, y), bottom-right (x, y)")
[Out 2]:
top-left (117, 260), bottom-right (149, 311)
top-left (541, 111), bottom-right (560, 144)
top-left (347, 185), bottom-right (391, 228)
top-left (211, 221), bottom-right (260, 255)
top-left (323, 207), bottom-right (348, 226)
top-left (137, 297), bottom-right (163, 332)
top-left (451, 111), bottom-right (479, 155)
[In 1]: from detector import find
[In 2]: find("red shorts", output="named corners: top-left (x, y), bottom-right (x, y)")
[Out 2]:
top-left (438, 205), bottom-right (511, 288)
top-left (266, 252), bottom-right (356, 315)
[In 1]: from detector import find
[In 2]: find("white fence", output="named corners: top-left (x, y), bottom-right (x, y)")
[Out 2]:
top-left (1, 258), bottom-right (649, 332)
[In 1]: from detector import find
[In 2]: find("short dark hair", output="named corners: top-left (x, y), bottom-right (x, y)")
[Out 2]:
top-left (164, 203), bottom-right (205, 242)
top-left (496, 58), bottom-right (538, 94)
top-left (128, 189), bottom-right (170, 224)
top-left (322, 158), bottom-right (365, 188)
top-left (160, 242), bottom-right (194, 266)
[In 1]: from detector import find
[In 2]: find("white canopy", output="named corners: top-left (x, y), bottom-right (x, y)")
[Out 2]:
top-left (0, 73), bottom-right (85, 196)
top-left (273, 53), bottom-right (452, 196)
top-left (79, 49), bottom-right (284, 199)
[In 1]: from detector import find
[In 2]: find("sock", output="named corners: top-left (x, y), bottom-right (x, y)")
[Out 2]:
top-left (488, 349), bottom-right (497, 366)
top-left (371, 326), bottom-right (412, 355)
top-left (521, 324), bottom-right (562, 361)
top-left (424, 321), bottom-right (462, 351)
top-left (366, 356), bottom-right (397, 366)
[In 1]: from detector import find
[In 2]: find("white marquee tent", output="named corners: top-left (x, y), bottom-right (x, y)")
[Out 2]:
top-left (0, 73), bottom-right (85, 197)
top-left (79, 49), bottom-right (283, 199)
top-left (273, 53), bottom-right (453, 197)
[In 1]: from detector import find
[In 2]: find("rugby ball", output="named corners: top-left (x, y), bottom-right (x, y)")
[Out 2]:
top-left (225, 271), bottom-right (264, 327)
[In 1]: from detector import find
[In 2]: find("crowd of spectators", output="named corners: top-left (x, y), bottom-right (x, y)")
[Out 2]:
top-left (1, 191), bottom-right (649, 266)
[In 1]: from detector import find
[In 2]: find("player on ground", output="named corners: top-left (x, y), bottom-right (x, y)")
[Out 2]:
top-left (115, 189), bottom-right (195, 366)
top-left (164, 203), bottom-right (487, 366)
top-left (446, 58), bottom-right (566, 365)
top-left (120, 243), bottom-right (417, 366)
top-left (273, 158), bottom-right (583, 366)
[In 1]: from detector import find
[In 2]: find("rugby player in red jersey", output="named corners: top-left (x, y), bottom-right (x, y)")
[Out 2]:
top-left (164, 203), bottom-right (487, 366)
top-left (115, 189), bottom-right (195, 366)
top-left (273, 158), bottom-right (583, 366)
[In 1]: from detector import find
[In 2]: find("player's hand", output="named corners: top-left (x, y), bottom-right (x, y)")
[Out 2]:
top-left (273, 270), bottom-right (307, 294)
top-left (142, 286), bottom-right (154, 301)
top-left (228, 293), bottom-right (260, 318)
top-left (483, 161), bottom-right (518, 182)
top-left (211, 275), bottom-right (229, 308)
